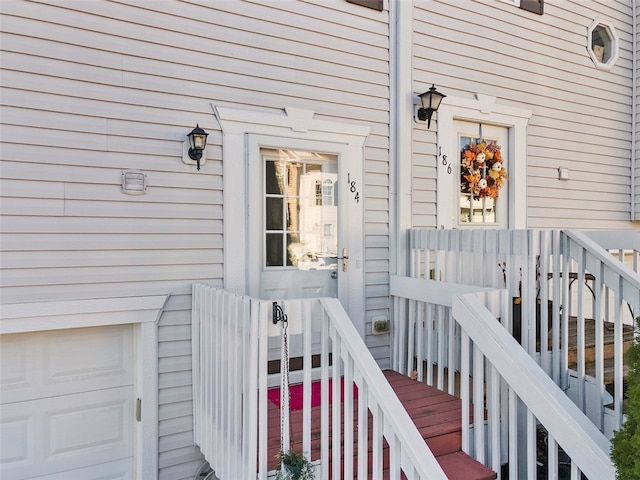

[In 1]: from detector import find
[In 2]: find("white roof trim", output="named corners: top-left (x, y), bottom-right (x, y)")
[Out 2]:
top-left (0, 295), bottom-right (169, 334)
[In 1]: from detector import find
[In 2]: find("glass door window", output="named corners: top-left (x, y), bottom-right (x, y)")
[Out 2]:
top-left (260, 148), bottom-right (339, 300)
top-left (455, 121), bottom-right (509, 228)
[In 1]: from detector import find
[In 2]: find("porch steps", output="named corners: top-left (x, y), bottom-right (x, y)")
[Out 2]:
top-left (384, 370), bottom-right (496, 480)
top-left (267, 370), bottom-right (496, 479)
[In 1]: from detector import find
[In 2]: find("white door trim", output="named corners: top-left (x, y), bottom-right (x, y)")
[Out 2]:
top-left (0, 294), bottom-right (168, 480)
top-left (215, 105), bottom-right (370, 336)
top-left (437, 94), bottom-right (533, 229)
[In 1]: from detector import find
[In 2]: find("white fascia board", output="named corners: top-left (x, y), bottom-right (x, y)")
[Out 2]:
top-left (0, 295), bottom-right (169, 334)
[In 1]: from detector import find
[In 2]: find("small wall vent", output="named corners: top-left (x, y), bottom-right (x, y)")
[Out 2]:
top-left (121, 169), bottom-right (147, 195)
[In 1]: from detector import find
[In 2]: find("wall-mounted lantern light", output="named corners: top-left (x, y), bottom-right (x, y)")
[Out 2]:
top-left (186, 124), bottom-right (209, 170)
top-left (417, 85), bottom-right (446, 129)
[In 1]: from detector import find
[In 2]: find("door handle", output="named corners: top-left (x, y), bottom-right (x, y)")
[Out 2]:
top-left (328, 248), bottom-right (349, 272)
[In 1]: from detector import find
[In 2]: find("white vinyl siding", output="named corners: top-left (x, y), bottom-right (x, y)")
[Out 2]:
top-left (0, 1), bottom-right (389, 478)
top-left (413, 0), bottom-right (635, 229)
top-left (635, 7), bottom-right (640, 221)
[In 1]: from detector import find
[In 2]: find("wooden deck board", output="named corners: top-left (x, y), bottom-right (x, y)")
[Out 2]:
top-left (266, 370), bottom-right (496, 479)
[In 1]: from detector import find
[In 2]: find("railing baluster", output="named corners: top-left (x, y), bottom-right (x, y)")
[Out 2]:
top-left (460, 330), bottom-right (471, 454)
top-left (547, 435), bottom-right (558, 480)
top-left (416, 300), bottom-right (425, 383)
top-left (487, 364), bottom-right (501, 474)
top-left (246, 298), bottom-right (259, 479)
top-left (436, 304), bottom-right (445, 390)
top-left (320, 310), bottom-right (329, 480)
top-left (303, 301), bottom-right (312, 459)
top-left (447, 307), bottom-right (456, 395)
top-left (594, 261), bottom-right (605, 431)
top-left (343, 354), bottom-right (354, 480)
top-left (526, 410), bottom-right (536, 480)
top-left (576, 246), bottom-right (587, 412)
top-left (614, 279), bottom-right (624, 427)
top-left (508, 387), bottom-right (518, 480)
top-left (372, 402), bottom-right (383, 480)
top-left (425, 302), bottom-right (434, 386)
top-left (331, 326), bottom-right (342, 480)
top-left (357, 378), bottom-right (368, 479)
top-left (552, 230), bottom-right (562, 384)
top-left (408, 298), bottom-right (415, 376)
top-left (257, 300), bottom-right (269, 479)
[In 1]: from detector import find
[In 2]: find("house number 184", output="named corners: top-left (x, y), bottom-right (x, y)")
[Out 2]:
top-left (347, 173), bottom-right (360, 203)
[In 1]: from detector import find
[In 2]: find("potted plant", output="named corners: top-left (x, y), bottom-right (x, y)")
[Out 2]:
top-left (275, 449), bottom-right (315, 480)
top-left (611, 317), bottom-right (640, 479)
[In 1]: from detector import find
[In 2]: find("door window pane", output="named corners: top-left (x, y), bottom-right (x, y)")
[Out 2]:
top-left (262, 149), bottom-right (338, 268)
top-left (266, 197), bottom-right (283, 230)
top-left (265, 233), bottom-right (283, 266)
top-left (265, 160), bottom-right (284, 195)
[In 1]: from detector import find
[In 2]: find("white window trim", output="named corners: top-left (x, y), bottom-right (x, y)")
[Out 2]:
top-left (437, 94), bottom-right (533, 229)
top-left (588, 18), bottom-right (620, 71)
top-left (0, 295), bottom-right (168, 480)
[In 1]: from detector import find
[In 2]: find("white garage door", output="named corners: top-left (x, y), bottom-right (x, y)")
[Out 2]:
top-left (0, 325), bottom-right (135, 480)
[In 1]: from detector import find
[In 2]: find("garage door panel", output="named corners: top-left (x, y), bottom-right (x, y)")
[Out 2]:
top-left (47, 327), bottom-right (132, 383)
top-left (1, 326), bottom-right (133, 404)
top-left (1, 387), bottom-right (133, 480)
top-left (30, 458), bottom-right (133, 480)
top-left (0, 413), bottom-right (32, 465)
top-left (0, 334), bottom-right (35, 395)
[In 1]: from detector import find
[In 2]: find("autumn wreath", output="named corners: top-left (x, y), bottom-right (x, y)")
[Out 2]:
top-left (460, 140), bottom-right (508, 199)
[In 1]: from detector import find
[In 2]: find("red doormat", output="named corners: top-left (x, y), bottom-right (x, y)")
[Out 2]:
top-left (267, 378), bottom-right (358, 411)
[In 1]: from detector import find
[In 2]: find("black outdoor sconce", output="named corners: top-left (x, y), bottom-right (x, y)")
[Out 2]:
top-left (186, 124), bottom-right (209, 170)
top-left (417, 85), bottom-right (446, 129)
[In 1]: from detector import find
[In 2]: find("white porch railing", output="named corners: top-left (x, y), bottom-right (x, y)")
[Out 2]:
top-left (192, 284), bottom-right (448, 480)
top-left (407, 229), bottom-right (640, 435)
top-left (390, 277), bottom-right (615, 480)
top-left (584, 230), bottom-right (640, 274)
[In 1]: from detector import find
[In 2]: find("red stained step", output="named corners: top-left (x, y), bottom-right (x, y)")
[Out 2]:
top-left (267, 370), bottom-right (497, 479)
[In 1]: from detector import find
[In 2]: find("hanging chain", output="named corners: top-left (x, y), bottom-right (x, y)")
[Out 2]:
top-left (280, 319), bottom-right (291, 454)
top-left (273, 302), bottom-right (291, 455)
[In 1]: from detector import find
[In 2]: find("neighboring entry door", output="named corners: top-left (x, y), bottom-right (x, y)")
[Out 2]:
top-left (454, 120), bottom-right (510, 228)
top-left (0, 325), bottom-right (134, 480)
top-left (247, 137), bottom-right (363, 312)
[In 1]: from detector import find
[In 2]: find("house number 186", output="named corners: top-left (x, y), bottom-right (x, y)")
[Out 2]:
top-left (347, 173), bottom-right (360, 203)
top-left (438, 146), bottom-right (452, 174)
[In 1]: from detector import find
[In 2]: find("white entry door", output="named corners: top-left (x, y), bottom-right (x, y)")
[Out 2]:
top-left (0, 325), bottom-right (135, 480)
top-left (247, 138), bottom-right (364, 312)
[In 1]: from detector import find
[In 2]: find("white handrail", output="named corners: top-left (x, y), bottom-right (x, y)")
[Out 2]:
top-left (453, 293), bottom-right (615, 480)
top-left (390, 275), bottom-right (615, 479)
top-left (407, 228), bottom-right (640, 436)
top-left (583, 230), bottom-right (640, 273)
top-left (192, 284), bottom-right (448, 480)
top-left (320, 298), bottom-right (448, 480)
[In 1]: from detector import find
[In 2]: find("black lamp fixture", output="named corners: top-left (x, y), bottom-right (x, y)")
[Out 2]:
top-left (186, 124), bottom-right (209, 170)
top-left (417, 85), bottom-right (446, 129)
